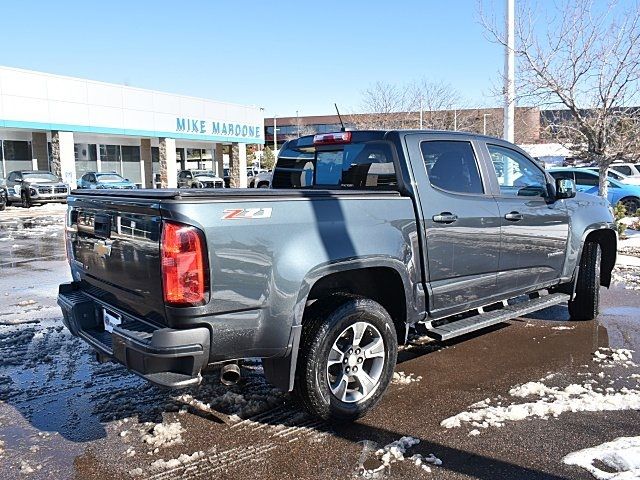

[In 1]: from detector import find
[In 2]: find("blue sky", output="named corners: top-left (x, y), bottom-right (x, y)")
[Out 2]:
top-left (0, 0), bottom-right (507, 117)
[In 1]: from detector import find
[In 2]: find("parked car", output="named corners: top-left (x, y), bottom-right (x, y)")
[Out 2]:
top-left (582, 167), bottom-right (640, 185)
top-left (249, 170), bottom-right (272, 188)
top-left (609, 162), bottom-right (640, 178)
top-left (549, 167), bottom-right (640, 214)
top-left (77, 172), bottom-right (137, 190)
top-left (4, 170), bottom-right (69, 208)
top-left (178, 170), bottom-right (224, 189)
top-left (58, 130), bottom-right (615, 422)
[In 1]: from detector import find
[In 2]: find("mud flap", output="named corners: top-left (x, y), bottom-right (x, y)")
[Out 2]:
top-left (262, 325), bottom-right (301, 391)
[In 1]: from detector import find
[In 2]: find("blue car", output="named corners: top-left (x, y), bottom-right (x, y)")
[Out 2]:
top-left (77, 172), bottom-right (137, 190)
top-left (549, 168), bottom-right (640, 214)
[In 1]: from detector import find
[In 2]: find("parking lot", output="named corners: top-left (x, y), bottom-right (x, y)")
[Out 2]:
top-left (0, 204), bottom-right (638, 479)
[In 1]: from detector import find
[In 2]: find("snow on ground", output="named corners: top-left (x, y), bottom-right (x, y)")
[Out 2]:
top-left (142, 421), bottom-right (184, 450)
top-left (360, 436), bottom-right (442, 477)
top-left (563, 436), bottom-right (640, 480)
top-left (441, 348), bottom-right (640, 432)
top-left (392, 371), bottom-right (422, 384)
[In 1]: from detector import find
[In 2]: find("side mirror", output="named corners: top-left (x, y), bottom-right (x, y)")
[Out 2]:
top-left (555, 178), bottom-right (576, 199)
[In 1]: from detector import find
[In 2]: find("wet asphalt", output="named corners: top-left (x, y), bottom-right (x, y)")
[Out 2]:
top-left (0, 204), bottom-right (638, 480)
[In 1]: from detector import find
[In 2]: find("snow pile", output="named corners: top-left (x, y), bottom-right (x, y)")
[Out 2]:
top-left (361, 436), bottom-right (442, 476)
top-left (149, 451), bottom-right (205, 472)
top-left (563, 436), bottom-right (640, 479)
top-left (442, 382), bottom-right (640, 429)
top-left (551, 326), bottom-right (575, 331)
top-left (142, 421), bottom-right (184, 449)
top-left (593, 348), bottom-right (637, 368)
top-left (206, 389), bottom-right (283, 418)
top-left (392, 371), bottom-right (422, 384)
top-left (441, 351), bottom-right (640, 430)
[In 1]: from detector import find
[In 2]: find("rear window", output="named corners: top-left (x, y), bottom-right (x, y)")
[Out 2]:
top-left (272, 141), bottom-right (397, 190)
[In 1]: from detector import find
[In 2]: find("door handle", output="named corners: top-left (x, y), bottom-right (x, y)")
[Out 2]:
top-left (432, 212), bottom-right (458, 224)
top-left (504, 211), bottom-right (524, 221)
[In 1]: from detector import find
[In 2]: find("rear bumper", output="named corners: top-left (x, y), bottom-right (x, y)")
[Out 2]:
top-left (57, 282), bottom-right (210, 388)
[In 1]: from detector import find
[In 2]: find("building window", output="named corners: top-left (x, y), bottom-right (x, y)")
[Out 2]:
top-left (3, 140), bottom-right (33, 173)
top-left (99, 145), bottom-right (121, 175)
top-left (75, 143), bottom-right (98, 177)
top-left (121, 146), bottom-right (141, 186)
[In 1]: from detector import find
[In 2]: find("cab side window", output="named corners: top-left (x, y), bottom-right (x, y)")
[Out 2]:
top-left (488, 144), bottom-right (548, 197)
top-left (420, 140), bottom-right (484, 194)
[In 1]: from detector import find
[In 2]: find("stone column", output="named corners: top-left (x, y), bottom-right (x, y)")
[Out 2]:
top-left (140, 138), bottom-right (152, 189)
top-left (31, 132), bottom-right (49, 171)
top-left (214, 144), bottom-right (224, 178)
top-left (229, 143), bottom-right (240, 188)
top-left (50, 131), bottom-right (76, 188)
top-left (159, 138), bottom-right (177, 188)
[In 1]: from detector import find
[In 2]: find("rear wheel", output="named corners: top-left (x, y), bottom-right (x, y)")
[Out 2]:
top-left (258, 182), bottom-right (269, 189)
top-left (294, 296), bottom-right (397, 421)
top-left (568, 242), bottom-right (601, 321)
top-left (618, 197), bottom-right (640, 216)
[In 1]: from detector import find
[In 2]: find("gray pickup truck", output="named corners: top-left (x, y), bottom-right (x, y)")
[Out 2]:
top-left (58, 130), bottom-right (616, 421)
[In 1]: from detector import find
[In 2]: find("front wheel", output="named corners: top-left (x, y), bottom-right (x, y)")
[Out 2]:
top-left (568, 242), bottom-right (601, 321)
top-left (294, 296), bottom-right (398, 422)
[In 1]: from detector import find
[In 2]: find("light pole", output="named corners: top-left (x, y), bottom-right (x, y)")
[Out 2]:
top-left (419, 97), bottom-right (423, 129)
top-left (296, 110), bottom-right (299, 137)
top-left (483, 113), bottom-right (491, 135)
top-left (503, 0), bottom-right (515, 142)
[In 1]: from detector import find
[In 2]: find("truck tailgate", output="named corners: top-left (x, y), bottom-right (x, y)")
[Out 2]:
top-left (67, 195), bottom-right (166, 323)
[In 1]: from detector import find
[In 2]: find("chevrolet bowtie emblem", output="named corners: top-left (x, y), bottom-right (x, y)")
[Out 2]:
top-left (94, 240), bottom-right (113, 258)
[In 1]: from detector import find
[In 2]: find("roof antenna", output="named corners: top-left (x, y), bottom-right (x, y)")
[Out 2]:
top-left (334, 103), bottom-right (346, 131)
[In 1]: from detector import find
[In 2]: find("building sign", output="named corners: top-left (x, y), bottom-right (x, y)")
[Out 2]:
top-left (176, 118), bottom-right (262, 141)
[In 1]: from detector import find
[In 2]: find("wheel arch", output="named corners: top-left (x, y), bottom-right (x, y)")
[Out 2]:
top-left (583, 228), bottom-right (617, 287)
top-left (263, 260), bottom-right (415, 393)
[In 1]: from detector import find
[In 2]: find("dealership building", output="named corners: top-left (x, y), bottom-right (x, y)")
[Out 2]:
top-left (0, 66), bottom-right (264, 188)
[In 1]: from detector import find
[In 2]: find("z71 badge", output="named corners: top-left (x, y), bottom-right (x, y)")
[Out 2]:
top-left (221, 208), bottom-right (273, 220)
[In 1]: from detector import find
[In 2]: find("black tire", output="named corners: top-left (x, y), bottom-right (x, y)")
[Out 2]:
top-left (258, 182), bottom-right (269, 189)
top-left (568, 242), bottom-right (601, 321)
top-left (618, 197), bottom-right (640, 216)
top-left (293, 295), bottom-right (398, 422)
top-left (21, 191), bottom-right (31, 209)
top-left (0, 201), bottom-right (5, 211)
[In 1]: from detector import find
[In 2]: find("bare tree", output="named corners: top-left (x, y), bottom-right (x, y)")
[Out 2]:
top-left (349, 80), bottom-right (472, 131)
top-left (481, 0), bottom-right (640, 198)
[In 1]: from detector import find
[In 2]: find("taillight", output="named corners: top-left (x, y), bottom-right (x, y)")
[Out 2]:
top-left (161, 221), bottom-right (208, 307)
top-left (313, 131), bottom-right (352, 145)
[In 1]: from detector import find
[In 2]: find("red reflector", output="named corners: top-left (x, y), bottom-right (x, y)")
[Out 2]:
top-left (161, 221), bottom-right (208, 307)
top-left (313, 131), bottom-right (352, 145)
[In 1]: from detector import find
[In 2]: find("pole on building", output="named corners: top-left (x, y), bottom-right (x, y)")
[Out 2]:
top-left (454, 109), bottom-right (458, 131)
top-left (296, 110), bottom-right (299, 137)
top-left (503, 0), bottom-right (515, 142)
top-left (273, 115), bottom-right (277, 153)
top-left (483, 113), bottom-right (491, 135)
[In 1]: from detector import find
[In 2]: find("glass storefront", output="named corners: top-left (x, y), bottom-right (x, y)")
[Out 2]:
top-left (75, 143), bottom-right (98, 176)
top-left (99, 144), bottom-right (121, 175)
top-left (2, 140), bottom-right (33, 175)
top-left (121, 145), bottom-right (141, 185)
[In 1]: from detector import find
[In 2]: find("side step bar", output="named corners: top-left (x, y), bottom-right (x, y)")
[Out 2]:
top-left (425, 293), bottom-right (570, 341)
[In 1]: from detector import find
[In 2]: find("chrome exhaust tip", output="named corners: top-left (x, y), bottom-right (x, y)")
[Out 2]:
top-left (220, 362), bottom-right (241, 386)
